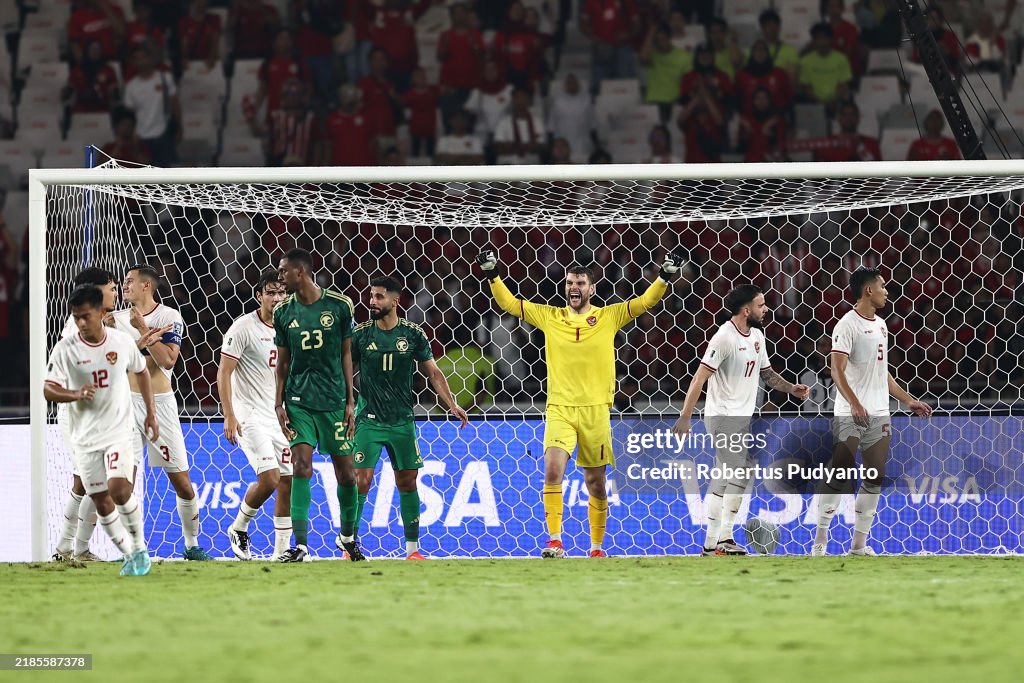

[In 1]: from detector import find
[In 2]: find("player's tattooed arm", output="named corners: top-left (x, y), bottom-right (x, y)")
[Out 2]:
top-left (760, 367), bottom-right (795, 393)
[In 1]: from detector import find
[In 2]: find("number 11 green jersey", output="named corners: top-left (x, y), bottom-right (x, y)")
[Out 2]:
top-left (352, 319), bottom-right (432, 425)
top-left (273, 288), bottom-right (354, 412)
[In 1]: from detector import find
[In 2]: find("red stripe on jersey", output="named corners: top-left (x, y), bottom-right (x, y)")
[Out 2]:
top-left (44, 380), bottom-right (64, 388)
top-left (830, 349), bottom-right (850, 356)
top-left (220, 351), bottom-right (241, 361)
top-left (627, 300), bottom-right (633, 317)
top-left (729, 320), bottom-right (750, 337)
top-left (78, 331), bottom-right (108, 347)
top-left (699, 362), bottom-right (718, 373)
top-left (854, 310), bottom-right (877, 321)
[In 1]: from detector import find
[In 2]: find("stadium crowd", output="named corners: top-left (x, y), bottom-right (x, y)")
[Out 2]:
top-left (0, 0), bottom-right (1022, 411)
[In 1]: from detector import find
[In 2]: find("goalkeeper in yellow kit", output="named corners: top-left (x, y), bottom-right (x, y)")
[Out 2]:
top-left (477, 249), bottom-right (685, 557)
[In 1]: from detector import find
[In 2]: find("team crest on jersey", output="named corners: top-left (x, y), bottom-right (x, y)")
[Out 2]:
top-left (105, 351), bottom-right (118, 365)
top-left (396, 338), bottom-right (409, 352)
top-left (586, 316), bottom-right (597, 327)
top-left (320, 311), bottom-right (335, 329)
top-left (354, 452), bottom-right (365, 464)
top-left (880, 326), bottom-right (887, 337)
top-left (754, 341), bottom-right (760, 354)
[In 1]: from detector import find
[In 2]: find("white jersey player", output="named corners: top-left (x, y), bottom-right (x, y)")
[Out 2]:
top-left (673, 285), bottom-right (809, 555)
top-left (44, 284), bottom-right (158, 576)
top-left (53, 268), bottom-right (122, 564)
top-left (812, 268), bottom-right (932, 557)
top-left (113, 264), bottom-right (212, 561)
top-left (216, 272), bottom-right (293, 560)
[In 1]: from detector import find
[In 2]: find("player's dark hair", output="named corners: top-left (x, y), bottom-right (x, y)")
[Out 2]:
top-left (284, 248), bottom-right (314, 273)
top-left (370, 275), bottom-right (403, 296)
top-left (127, 264), bottom-right (161, 289)
top-left (759, 8), bottom-right (780, 25)
top-left (566, 264), bottom-right (595, 283)
top-left (849, 267), bottom-right (882, 300)
top-left (69, 284), bottom-right (104, 310)
top-left (256, 270), bottom-right (281, 295)
top-left (72, 266), bottom-right (114, 288)
top-left (724, 284), bottom-right (763, 315)
top-left (811, 22), bottom-right (833, 39)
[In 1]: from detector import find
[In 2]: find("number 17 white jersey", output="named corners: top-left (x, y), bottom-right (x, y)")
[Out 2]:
top-left (700, 321), bottom-right (771, 417)
top-left (830, 309), bottom-right (890, 417)
top-left (220, 310), bottom-right (277, 423)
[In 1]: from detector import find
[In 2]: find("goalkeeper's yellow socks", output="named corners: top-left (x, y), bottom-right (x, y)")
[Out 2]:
top-left (338, 483), bottom-right (359, 539)
top-left (588, 496), bottom-right (608, 551)
top-left (400, 491), bottom-right (420, 555)
top-left (543, 483), bottom-right (563, 541)
top-left (291, 477), bottom-right (312, 547)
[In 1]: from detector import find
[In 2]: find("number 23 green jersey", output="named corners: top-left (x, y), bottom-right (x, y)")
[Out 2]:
top-left (273, 289), bottom-right (354, 412)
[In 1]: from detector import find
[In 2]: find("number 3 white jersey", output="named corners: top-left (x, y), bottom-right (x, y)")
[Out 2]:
top-left (830, 310), bottom-right (890, 417)
top-left (700, 321), bottom-right (771, 417)
top-left (45, 328), bottom-right (146, 452)
top-left (112, 303), bottom-right (185, 383)
top-left (220, 310), bottom-right (277, 423)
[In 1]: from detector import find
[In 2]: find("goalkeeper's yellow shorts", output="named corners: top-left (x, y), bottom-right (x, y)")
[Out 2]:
top-left (543, 404), bottom-right (614, 468)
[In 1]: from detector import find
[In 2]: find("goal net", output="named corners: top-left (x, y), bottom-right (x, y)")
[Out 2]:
top-left (29, 160), bottom-right (1024, 561)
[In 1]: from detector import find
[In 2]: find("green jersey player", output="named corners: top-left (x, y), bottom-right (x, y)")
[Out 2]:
top-left (351, 276), bottom-right (468, 559)
top-left (273, 248), bottom-right (358, 562)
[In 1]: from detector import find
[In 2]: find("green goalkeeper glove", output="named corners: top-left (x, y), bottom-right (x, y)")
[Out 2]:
top-left (476, 249), bottom-right (499, 281)
top-left (658, 247), bottom-right (688, 283)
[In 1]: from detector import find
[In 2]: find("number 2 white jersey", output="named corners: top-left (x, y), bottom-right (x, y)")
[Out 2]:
top-left (220, 310), bottom-right (277, 423)
top-left (830, 309), bottom-right (890, 417)
top-left (700, 321), bottom-right (771, 417)
top-left (45, 328), bottom-right (146, 452)
top-left (112, 303), bottom-right (185, 385)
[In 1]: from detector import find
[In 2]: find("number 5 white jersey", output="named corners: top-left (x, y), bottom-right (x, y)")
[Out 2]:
top-left (830, 309), bottom-right (890, 417)
top-left (45, 328), bottom-right (146, 452)
top-left (700, 321), bottom-right (771, 417)
top-left (220, 311), bottom-right (278, 423)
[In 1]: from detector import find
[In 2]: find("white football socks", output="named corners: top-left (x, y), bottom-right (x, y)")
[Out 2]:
top-left (177, 495), bottom-right (201, 548)
top-left (74, 495), bottom-right (98, 555)
top-left (718, 477), bottom-right (749, 543)
top-left (232, 501), bottom-right (258, 533)
top-left (97, 510), bottom-right (132, 556)
top-left (406, 541), bottom-right (419, 556)
top-left (703, 488), bottom-right (724, 550)
top-left (57, 492), bottom-right (82, 554)
top-left (116, 495), bottom-right (146, 552)
top-left (273, 516), bottom-right (292, 558)
top-left (852, 483), bottom-right (881, 549)
top-left (814, 490), bottom-right (843, 545)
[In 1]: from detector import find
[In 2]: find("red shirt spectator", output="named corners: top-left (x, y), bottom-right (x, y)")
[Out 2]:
top-left (734, 43), bottom-right (791, 115)
top-left (581, 0), bottom-right (637, 46)
top-left (124, 1), bottom-right (165, 56)
top-left (325, 94), bottom-right (375, 166)
top-left (907, 110), bottom-right (961, 160)
top-left (179, 0), bottom-right (222, 63)
top-left (402, 79), bottom-right (439, 140)
top-left (681, 47), bottom-right (733, 109)
top-left (230, 0), bottom-right (281, 59)
top-left (259, 54), bottom-right (308, 116)
top-left (66, 41), bottom-right (120, 113)
top-left (740, 111), bottom-right (786, 162)
top-left (811, 102), bottom-right (880, 161)
top-left (438, 4), bottom-right (485, 90)
top-left (68, 1), bottom-right (126, 61)
top-left (368, 0), bottom-right (432, 76)
top-left (826, 0), bottom-right (860, 74)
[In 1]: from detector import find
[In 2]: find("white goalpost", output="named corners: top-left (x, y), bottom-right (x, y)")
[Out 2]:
top-left (27, 160), bottom-right (1024, 561)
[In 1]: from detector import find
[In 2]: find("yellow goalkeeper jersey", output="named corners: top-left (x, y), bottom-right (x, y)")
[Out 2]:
top-left (490, 277), bottom-right (668, 407)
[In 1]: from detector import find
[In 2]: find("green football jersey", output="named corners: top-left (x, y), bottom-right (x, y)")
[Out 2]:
top-left (273, 288), bottom-right (355, 412)
top-left (352, 318), bottom-right (432, 425)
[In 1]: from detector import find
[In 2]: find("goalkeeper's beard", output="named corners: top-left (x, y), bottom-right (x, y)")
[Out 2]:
top-left (567, 290), bottom-right (590, 313)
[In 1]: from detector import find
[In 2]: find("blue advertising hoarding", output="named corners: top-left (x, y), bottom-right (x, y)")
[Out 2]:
top-left (139, 416), bottom-right (1023, 558)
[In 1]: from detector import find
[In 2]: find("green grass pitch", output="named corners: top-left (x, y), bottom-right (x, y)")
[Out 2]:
top-left (2, 556), bottom-right (1021, 683)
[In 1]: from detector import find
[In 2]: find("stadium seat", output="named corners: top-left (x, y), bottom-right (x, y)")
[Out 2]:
top-left (606, 129), bottom-right (647, 163)
top-left (218, 137), bottom-right (264, 166)
top-left (794, 103), bottom-right (828, 138)
top-left (66, 112), bottom-right (111, 146)
top-left (26, 61), bottom-right (68, 89)
top-left (722, 0), bottom-right (765, 26)
top-left (178, 139), bottom-right (214, 166)
top-left (609, 104), bottom-right (659, 131)
top-left (2, 190), bottom-right (29, 234)
top-left (859, 75), bottom-right (902, 138)
top-left (779, 0), bottom-right (818, 46)
top-left (598, 79), bottom-right (640, 103)
top-left (23, 11), bottom-right (65, 33)
top-left (40, 142), bottom-right (88, 169)
top-left (0, 141), bottom-right (35, 188)
top-left (180, 61), bottom-right (227, 100)
top-left (14, 108), bottom-right (60, 150)
top-left (879, 127), bottom-right (918, 161)
top-left (866, 50), bottom-right (904, 75)
top-left (180, 110), bottom-right (217, 146)
top-left (16, 30), bottom-right (60, 68)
